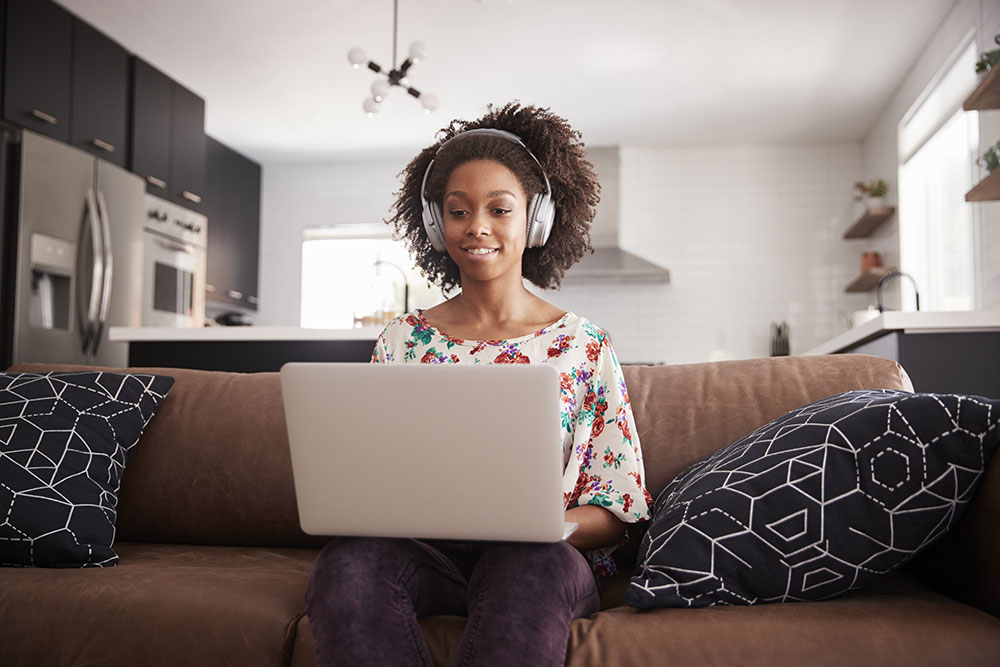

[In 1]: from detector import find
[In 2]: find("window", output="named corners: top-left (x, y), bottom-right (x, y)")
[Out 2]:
top-left (300, 225), bottom-right (439, 329)
top-left (897, 40), bottom-right (979, 311)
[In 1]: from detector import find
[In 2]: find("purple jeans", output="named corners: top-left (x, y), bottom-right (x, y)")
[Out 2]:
top-left (306, 537), bottom-right (601, 667)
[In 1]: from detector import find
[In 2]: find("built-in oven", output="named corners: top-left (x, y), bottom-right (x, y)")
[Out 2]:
top-left (142, 193), bottom-right (207, 327)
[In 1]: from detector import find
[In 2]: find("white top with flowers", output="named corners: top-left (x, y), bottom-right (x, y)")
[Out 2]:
top-left (371, 309), bottom-right (652, 575)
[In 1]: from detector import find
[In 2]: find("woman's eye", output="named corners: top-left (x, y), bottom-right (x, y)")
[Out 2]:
top-left (492, 208), bottom-right (512, 216)
top-left (447, 209), bottom-right (467, 218)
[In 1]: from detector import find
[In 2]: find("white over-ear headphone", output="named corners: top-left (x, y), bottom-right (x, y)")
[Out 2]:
top-left (420, 128), bottom-right (556, 252)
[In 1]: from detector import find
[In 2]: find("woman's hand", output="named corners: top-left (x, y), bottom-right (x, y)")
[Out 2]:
top-left (564, 505), bottom-right (626, 551)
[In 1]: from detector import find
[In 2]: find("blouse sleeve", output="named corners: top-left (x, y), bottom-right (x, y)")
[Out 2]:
top-left (565, 330), bottom-right (652, 525)
top-left (371, 330), bottom-right (389, 364)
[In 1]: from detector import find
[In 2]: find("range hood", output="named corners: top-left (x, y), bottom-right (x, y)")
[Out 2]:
top-left (561, 147), bottom-right (671, 284)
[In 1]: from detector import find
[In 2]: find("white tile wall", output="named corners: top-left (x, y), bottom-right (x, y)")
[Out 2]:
top-left (545, 144), bottom-right (866, 364)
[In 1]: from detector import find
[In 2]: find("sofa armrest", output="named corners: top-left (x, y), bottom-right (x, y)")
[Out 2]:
top-left (908, 450), bottom-right (1000, 618)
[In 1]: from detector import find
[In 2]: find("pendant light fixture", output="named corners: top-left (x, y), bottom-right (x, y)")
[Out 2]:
top-left (347, 0), bottom-right (439, 116)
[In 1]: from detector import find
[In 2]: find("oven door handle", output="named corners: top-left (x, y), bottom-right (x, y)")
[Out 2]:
top-left (91, 190), bottom-right (114, 356)
top-left (75, 188), bottom-right (104, 356)
top-left (154, 237), bottom-right (196, 255)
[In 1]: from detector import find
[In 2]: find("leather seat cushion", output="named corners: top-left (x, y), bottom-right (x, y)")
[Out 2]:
top-left (0, 542), bottom-right (318, 667)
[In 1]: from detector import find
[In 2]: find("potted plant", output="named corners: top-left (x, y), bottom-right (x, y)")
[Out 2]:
top-left (853, 178), bottom-right (889, 211)
top-left (975, 34), bottom-right (1000, 73)
top-left (977, 139), bottom-right (1000, 173)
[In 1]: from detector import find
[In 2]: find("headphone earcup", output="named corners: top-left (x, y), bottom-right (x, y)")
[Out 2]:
top-left (526, 193), bottom-right (556, 248)
top-left (422, 201), bottom-right (446, 252)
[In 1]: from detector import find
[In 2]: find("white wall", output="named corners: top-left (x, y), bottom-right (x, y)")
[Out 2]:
top-left (862, 0), bottom-right (1000, 310)
top-left (545, 145), bottom-right (865, 363)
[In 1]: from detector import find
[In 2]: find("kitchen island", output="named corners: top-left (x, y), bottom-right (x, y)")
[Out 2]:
top-left (802, 310), bottom-right (1000, 397)
top-left (109, 326), bottom-right (383, 372)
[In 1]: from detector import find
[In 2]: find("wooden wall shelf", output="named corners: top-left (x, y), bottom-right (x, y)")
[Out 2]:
top-left (845, 266), bottom-right (894, 293)
top-left (966, 168), bottom-right (1000, 201)
top-left (843, 206), bottom-right (896, 239)
top-left (963, 65), bottom-right (1000, 110)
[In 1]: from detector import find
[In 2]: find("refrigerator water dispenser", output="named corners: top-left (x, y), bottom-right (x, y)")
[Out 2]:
top-left (29, 233), bottom-right (74, 330)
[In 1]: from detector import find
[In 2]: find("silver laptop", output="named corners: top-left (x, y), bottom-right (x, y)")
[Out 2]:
top-left (280, 362), bottom-right (577, 542)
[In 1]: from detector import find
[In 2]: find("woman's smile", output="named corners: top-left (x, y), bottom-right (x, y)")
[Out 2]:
top-left (443, 159), bottom-right (528, 282)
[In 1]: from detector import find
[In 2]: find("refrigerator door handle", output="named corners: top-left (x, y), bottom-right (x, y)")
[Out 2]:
top-left (91, 191), bottom-right (115, 356)
top-left (75, 188), bottom-right (104, 355)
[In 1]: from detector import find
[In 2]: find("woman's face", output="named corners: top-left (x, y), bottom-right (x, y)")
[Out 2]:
top-left (441, 159), bottom-right (529, 285)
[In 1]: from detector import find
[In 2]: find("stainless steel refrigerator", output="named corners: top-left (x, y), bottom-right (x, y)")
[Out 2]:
top-left (4, 129), bottom-right (144, 367)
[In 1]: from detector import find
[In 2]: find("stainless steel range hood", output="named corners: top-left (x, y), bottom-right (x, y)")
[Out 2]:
top-left (561, 146), bottom-right (670, 284)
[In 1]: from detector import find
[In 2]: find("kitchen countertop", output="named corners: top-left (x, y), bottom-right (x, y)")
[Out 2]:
top-left (108, 326), bottom-right (385, 342)
top-left (802, 310), bottom-right (1000, 356)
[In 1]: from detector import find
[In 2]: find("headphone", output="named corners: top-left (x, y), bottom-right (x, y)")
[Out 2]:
top-left (420, 128), bottom-right (556, 252)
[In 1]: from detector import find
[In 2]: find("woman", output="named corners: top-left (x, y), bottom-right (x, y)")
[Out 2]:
top-left (306, 102), bottom-right (652, 666)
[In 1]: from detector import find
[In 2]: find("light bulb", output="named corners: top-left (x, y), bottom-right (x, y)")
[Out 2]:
top-left (348, 47), bottom-right (367, 68)
top-left (409, 41), bottom-right (427, 63)
top-left (363, 97), bottom-right (380, 116)
top-left (420, 93), bottom-right (439, 112)
top-left (371, 79), bottom-right (390, 102)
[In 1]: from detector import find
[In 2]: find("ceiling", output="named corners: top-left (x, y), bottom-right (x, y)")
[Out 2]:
top-left (58, 0), bottom-right (956, 164)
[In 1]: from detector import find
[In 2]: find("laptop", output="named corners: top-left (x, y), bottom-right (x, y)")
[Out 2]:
top-left (280, 362), bottom-right (577, 542)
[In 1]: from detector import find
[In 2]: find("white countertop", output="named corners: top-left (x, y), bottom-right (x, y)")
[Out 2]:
top-left (802, 310), bottom-right (1000, 356)
top-left (109, 325), bottom-right (385, 342)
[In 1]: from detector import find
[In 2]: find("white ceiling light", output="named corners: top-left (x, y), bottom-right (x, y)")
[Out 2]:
top-left (348, 0), bottom-right (439, 116)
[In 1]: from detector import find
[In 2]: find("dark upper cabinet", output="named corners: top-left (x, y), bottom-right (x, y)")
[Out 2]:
top-left (130, 58), bottom-right (172, 193)
top-left (70, 20), bottom-right (129, 167)
top-left (171, 84), bottom-right (206, 210)
top-left (3, 0), bottom-right (73, 142)
top-left (205, 136), bottom-right (260, 310)
top-left (130, 56), bottom-right (206, 212)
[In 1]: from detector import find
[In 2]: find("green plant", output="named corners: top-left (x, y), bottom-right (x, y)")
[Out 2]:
top-left (866, 178), bottom-right (888, 198)
top-left (978, 139), bottom-right (1000, 172)
top-left (853, 179), bottom-right (888, 201)
top-left (975, 34), bottom-right (1000, 73)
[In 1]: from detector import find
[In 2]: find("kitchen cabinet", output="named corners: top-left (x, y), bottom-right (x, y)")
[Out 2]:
top-left (70, 20), bottom-right (129, 167)
top-left (130, 57), bottom-right (206, 212)
top-left (130, 59), bottom-right (172, 194)
top-left (205, 136), bottom-right (260, 310)
top-left (2, 0), bottom-right (73, 142)
top-left (171, 85), bottom-right (206, 210)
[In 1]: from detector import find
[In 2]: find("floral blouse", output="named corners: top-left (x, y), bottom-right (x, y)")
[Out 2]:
top-left (371, 309), bottom-right (652, 575)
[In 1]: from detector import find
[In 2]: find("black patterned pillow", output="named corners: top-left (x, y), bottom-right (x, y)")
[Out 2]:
top-left (0, 371), bottom-right (174, 567)
top-left (626, 390), bottom-right (1000, 608)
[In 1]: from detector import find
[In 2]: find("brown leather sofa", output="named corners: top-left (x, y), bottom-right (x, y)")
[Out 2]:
top-left (2, 354), bottom-right (999, 666)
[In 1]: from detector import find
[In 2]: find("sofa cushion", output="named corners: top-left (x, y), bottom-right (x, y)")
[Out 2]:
top-left (572, 574), bottom-right (1000, 667)
top-left (627, 390), bottom-right (1000, 608)
top-left (288, 574), bottom-right (1000, 667)
top-left (0, 542), bottom-right (318, 667)
top-left (0, 371), bottom-right (174, 567)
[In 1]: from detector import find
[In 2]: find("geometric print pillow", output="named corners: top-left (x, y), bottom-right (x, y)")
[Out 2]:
top-left (0, 371), bottom-right (174, 567)
top-left (626, 390), bottom-right (1000, 608)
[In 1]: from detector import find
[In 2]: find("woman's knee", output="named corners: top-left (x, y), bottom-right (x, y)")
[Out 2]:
top-left (308, 537), bottom-right (412, 601)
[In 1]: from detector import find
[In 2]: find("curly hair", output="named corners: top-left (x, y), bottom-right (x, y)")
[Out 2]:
top-left (386, 102), bottom-right (600, 291)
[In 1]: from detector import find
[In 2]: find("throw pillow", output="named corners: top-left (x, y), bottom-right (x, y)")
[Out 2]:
top-left (626, 389), bottom-right (1000, 608)
top-left (0, 371), bottom-right (174, 567)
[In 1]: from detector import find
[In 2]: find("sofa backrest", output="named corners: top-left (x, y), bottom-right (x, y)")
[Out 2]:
top-left (621, 354), bottom-right (912, 500)
top-left (9, 354), bottom-right (911, 548)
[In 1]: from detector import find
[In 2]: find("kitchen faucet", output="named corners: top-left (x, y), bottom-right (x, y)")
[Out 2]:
top-left (876, 269), bottom-right (920, 312)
